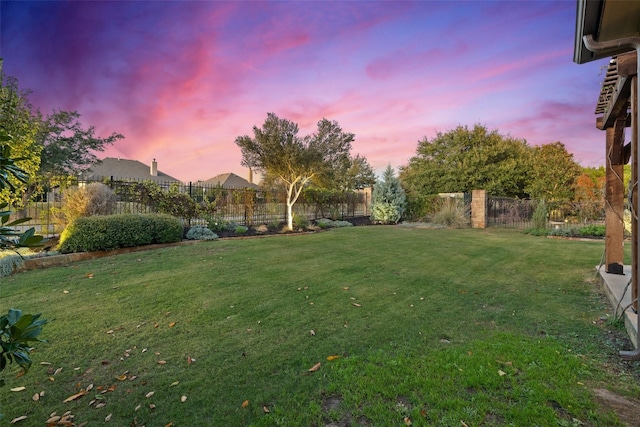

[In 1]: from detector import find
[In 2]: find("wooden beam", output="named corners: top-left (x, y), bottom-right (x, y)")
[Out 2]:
top-left (605, 116), bottom-right (626, 274)
top-left (597, 76), bottom-right (632, 130)
top-left (632, 75), bottom-right (638, 312)
top-left (618, 51), bottom-right (638, 78)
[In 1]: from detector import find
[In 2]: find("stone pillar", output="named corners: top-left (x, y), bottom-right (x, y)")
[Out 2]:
top-left (471, 190), bottom-right (487, 228)
top-left (605, 117), bottom-right (626, 274)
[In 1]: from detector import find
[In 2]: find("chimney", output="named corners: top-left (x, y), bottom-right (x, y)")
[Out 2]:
top-left (248, 168), bottom-right (253, 184)
top-left (151, 158), bottom-right (158, 176)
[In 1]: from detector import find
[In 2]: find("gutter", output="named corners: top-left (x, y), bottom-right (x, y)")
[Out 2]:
top-left (583, 34), bottom-right (640, 360)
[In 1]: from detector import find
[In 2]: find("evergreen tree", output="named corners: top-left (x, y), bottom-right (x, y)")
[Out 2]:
top-left (371, 165), bottom-right (406, 224)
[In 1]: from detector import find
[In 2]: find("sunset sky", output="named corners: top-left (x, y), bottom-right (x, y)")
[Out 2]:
top-left (1, 0), bottom-right (611, 183)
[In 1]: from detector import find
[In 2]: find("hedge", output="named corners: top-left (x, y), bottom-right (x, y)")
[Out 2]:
top-left (58, 213), bottom-right (183, 253)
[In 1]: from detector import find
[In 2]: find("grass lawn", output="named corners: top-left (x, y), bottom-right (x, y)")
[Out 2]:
top-left (1, 226), bottom-right (639, 426)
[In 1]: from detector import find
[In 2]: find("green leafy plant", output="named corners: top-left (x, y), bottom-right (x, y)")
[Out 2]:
top-left (234, 225), bottom-right (248, 234)
top-left (186, 225), bottom-right (219, 240)
top-left (531, 199), bottom-right (548, 230)
top-left (292, 213), bottom-right (308, 230)
top-left (0, 308), bottom-right (48, 387)
top-left (579, 224), bottom-right (605, 237)
top-left (58, 213), bottom-right (182, 253)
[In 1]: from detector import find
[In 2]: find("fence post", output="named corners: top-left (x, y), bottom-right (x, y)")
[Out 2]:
top-left (471, 190), bottom-right (487, 228)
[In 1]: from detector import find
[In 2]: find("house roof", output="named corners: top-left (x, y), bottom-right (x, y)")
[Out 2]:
top-left (574, 0), bottom-right (640, 64)
top-left (83, 157), bottom-right (181, 183)
top-left (203, 173), bottom-right (258, 189)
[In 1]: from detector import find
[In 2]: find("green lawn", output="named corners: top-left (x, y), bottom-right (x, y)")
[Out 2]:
top-left (1, 226), bottom-right (638, 426)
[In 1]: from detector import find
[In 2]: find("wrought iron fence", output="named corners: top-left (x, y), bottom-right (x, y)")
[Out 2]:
top-left (8, 176), bottom-right (371, 236)
top-left (487, 196), bottom-right (606, 229)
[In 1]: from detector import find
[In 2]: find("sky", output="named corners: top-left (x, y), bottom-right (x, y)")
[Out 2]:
top-left (0, 0), bottom-right (611, 183)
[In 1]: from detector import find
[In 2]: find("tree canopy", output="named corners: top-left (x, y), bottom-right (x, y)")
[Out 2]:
top-left (235, 113), bottom-right (359, 230)
top-left (36, 110), bottom-right (123, 188)
top-left (399, 124), bottom-right (531, 198)
top-left (0, 64), bottom-right (41, 204)
top-left (0, 64), bottom-right (123, 205)
top-left (525, 141), bottom-right (581, 202)
top-left (400, 124), bottom-right (583, 204)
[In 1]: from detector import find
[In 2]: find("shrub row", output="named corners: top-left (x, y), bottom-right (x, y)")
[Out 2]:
top-left (58, 213), bottom-right (183, 253)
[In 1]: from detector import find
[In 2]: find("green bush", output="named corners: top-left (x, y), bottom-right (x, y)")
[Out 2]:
top-left (234, 225), bottom-right (248, 234)
top-left (0, 254), bottom-right (23, 277)
top-left (531, 200), bottom-right (548, 230)
top-left (315, 218), bottom-right (354, 229)
top-left (58, 213), bottom-right (182, 253)
top-left (205, 216), bottom-right (235, 233)
top-left (185, 226), bottom-right (218, 240)
top-left (292, 214), bottom-right (308, 229)
top-left (579, 224), bottom-right (605, 237)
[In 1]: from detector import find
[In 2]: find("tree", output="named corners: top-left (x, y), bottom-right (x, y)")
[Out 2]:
top-left (335, 154), bottom-right (376, 190)
top-left (0, 128), bottom-right (47, 409)
top-left (399, 124), bottom-right (531, 198)
top-left (526, 142), bottom-right (581, 203)
top-left (35, 110), bottom-right (123, 187)
top-left (235, 113), bottom-right (355, 230)
top-left (371, 165), bottom-right (406, 224)
top-left (0, 62), bottom-right (41, 205)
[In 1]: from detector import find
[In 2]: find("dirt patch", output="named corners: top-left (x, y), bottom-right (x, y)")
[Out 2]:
top-left (593, 388), bottom-right (640, 427)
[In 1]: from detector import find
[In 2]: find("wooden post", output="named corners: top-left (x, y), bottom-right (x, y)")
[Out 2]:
top-left (605, 117), bottom-right (626, 274)
top-left (633, 75), bottom-right (638, 312)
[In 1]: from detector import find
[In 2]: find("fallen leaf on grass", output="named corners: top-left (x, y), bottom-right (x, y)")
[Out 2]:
top-left (105, 413), bottom-right (112, 422)
top-left (157, 360), bottom-right (166, 365)
top-left (310, 330), bottom-right (316, 336)
top-left (32, 393), bottom-right (40, 401)
top-left (342, 287), bottom-right (349, 290)
top-left (145, 391), bottom-right (155, 398)
top-left (149, 404), bottom-right (156, 409)
top-left (352, 303), bottom-right (362, 307)
top-left (63, 389), bottom-right (87, 403)
top-left (404, 416), bottom-right (412, 425)
top-left (498, 370), bottom-right (507, 377)
top-left (242, 400), bottom-right (249, 408)
top-left (168, 321), bottom-right (176, 328)
top-left (170, 381), bottom-right (180, 387)
top-left (115, 374), bottom-right (127, 381)
top-left (40, 361), bottom-right (51, 365)
top-left (10, 415), bottom-right (27, 424)
top-left (263, 406), bottom-right (270, 413)
top-left (181, 395), bottom-right (187, 402)
top-left (46, 415), bottom-right (61, 423)
top-left (308, 362), bottom-right (321, 372)
top-left (326, 355), bottom-right (340, 361)
top-left (10, 386), bottom-right (26, 392)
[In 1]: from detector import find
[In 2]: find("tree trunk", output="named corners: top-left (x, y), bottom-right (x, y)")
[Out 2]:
top-left (286, 201), bottom-right (294, 231)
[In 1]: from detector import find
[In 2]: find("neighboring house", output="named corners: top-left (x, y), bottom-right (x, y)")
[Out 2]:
top-left (203, 172), bottom-right (258, 189)
top-left (82, 157), bottom-right (182, 184)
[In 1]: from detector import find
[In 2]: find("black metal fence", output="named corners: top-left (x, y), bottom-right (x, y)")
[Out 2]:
top-left (9, 176), bottom-right (371, 236)
top-left (487, 196), bottom-right (606, 229)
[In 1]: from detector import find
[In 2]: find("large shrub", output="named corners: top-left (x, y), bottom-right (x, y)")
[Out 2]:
top-left (57, 183), bottom-right (117, 230)
top-left (432, 197), bottom-right (469, 228)
top-left (371, 165), bottom-right (406, 224)
top-left (58, 213), bottom-right (182, 253)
